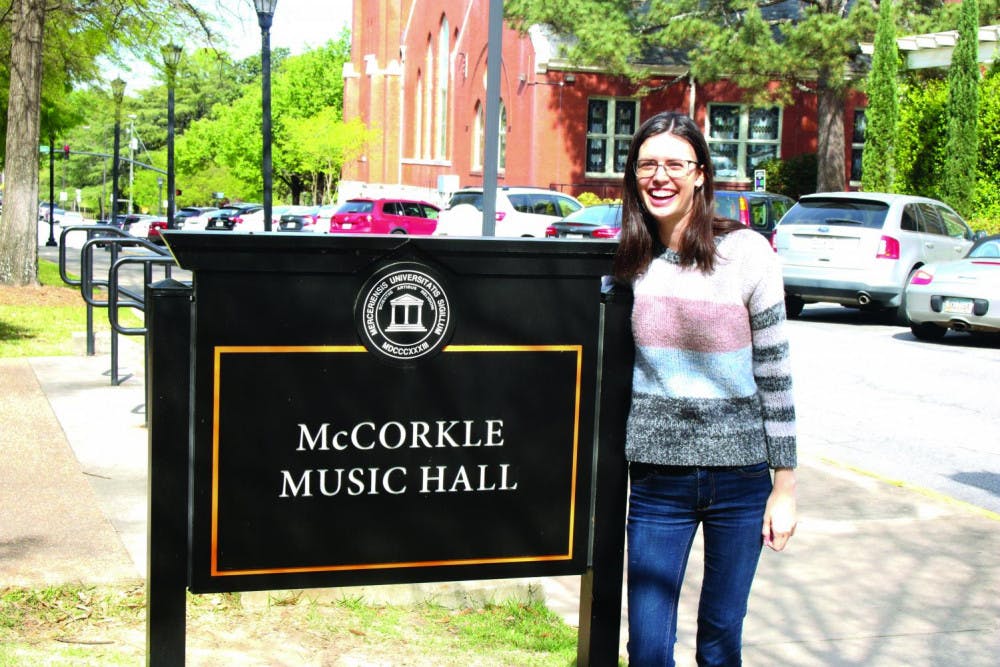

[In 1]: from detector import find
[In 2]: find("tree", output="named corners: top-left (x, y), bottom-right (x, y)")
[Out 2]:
top-left (941, 0), bottom-right (980, 217)
top-left (861, 0), bottom-right (900, 193)
top-left (0, 0), bottom-right (221, 286)
top-left (505, 0), bottom-right (985, 193)
top-left (0, 0), bottom-right (46, 285)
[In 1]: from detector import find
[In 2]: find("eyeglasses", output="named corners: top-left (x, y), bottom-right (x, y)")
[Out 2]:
top-left (634, 158), bottom-right (700, 179)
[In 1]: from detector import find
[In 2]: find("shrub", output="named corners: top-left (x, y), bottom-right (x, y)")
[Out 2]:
top-left (761, 153), bottom-right (817, 200)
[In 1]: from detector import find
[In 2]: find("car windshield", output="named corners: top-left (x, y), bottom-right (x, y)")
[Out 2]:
top-left (563, 205), bottom-right (622, 226)
top-left (338, 201), bottom-right (374, 214)
top-left (780, 199), bottom-right (889, 229)
top-left (448, 192), bottom-right (483, 210)
top-left (970, 239), bottom-right (1000, 258)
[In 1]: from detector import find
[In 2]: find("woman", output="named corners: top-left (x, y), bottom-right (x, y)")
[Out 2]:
top-left (613, 111), bottom-right (798, 666)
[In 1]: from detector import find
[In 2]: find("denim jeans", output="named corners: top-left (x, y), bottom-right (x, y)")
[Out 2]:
top-left (626, 462), bottom-right (772, 667)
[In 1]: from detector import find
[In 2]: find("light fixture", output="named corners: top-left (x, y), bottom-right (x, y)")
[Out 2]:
top-left (162, 44), bottom-right (182, 229)
top-left (255, 0), bottom-right (278, 231)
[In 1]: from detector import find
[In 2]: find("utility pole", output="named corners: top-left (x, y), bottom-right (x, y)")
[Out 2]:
top-left (128, 114), bottom-right (137, 215)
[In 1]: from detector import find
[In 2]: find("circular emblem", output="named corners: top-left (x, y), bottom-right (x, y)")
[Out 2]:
top-left (355, 263), bottom-right (454, 363)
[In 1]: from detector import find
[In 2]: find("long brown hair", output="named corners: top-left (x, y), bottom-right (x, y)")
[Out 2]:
top-left (612, 111), bottom-right (743, 283)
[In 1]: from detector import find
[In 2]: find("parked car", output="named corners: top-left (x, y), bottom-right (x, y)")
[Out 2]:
top-left (715, 191), bottom-right (794, 243)
top-left (207, 203), bottom-right (263, 231)
top-left (38, 202), bottom-right (66, 222)
top-left (116, 214), bottom-right (170, 245)
top-left (545, 203), bottom-right (622, 239)
top-left (327, 198), bottom-right (441, 235)
top-left (237, 205), bottom-right (293, 232)
top-left (311, 203), bottom-right (339, 233)
top-left (434, 187), bottom-right (582, 238)
top-left (183, 208), bottom-right (229, 231)
top-left (276, 205), bottom-right (323, 232)
top-left (174, 207), bottom-right (218, 229)
top-left (904, 234), bottom-right (1000, 341)
top-left (773, 192), bottom-right (976, 322)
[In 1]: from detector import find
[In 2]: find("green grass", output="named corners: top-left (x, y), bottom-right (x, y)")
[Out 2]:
top-left (0, 260), bottom-right (142, 358)
top-left (0, 584), bottom-right (599, 666)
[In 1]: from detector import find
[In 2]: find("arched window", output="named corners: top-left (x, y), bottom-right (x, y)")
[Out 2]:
top-left (472, 101), bottom-right (484, 170)
top-left (498, 101), bottom-right (507, 171)
top-left (414, 70), bottom-right (423, 158)
top-left (436, 17), bottom-right (450, 159)
top-left (474, 99), bottom-right (507, 172)
top-left (424, 37), bottom-right (433, 160)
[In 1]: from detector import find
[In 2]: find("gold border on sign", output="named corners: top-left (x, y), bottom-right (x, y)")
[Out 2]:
top-left (210, 344), bottom-right (583, 577)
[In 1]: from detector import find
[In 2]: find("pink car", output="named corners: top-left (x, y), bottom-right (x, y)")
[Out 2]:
top-left (326, 198), bottom-right (440, 235)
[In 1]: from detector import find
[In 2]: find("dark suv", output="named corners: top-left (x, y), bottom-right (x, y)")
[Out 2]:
top-left (715, 191), bottom-right (794, 243)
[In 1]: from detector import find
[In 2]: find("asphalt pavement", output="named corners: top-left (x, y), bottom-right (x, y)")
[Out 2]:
top-left (3, 235), bottom-right (999, 664)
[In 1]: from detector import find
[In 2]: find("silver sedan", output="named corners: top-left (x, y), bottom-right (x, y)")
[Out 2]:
top-left (905, 234), bottom-right (1000, 341)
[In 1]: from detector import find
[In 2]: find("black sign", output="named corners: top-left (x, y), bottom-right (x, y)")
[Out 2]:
top-left (170, 234), bottom-right (616, 593)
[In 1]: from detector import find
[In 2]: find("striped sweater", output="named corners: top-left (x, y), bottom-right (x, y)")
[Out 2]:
top-left (626, 229), bottom-right (797, 469)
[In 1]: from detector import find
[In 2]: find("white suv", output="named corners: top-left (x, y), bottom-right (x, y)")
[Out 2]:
top-left (774, 192), bottom-right (975, 322)
top-left (434, 187), bottom-right (582, 238)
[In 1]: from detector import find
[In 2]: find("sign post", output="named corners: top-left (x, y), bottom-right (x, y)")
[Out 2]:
top-left (148, 233), bottom-right (631, 664)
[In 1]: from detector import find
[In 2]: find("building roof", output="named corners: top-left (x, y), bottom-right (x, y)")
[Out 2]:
top-left (860, 24), bottom-right (1000, 70)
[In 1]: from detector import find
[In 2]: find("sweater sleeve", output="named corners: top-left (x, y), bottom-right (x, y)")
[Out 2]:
top-left (743, 233), bottom-right (797, 468)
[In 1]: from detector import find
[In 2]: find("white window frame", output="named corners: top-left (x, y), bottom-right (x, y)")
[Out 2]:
top-left (472, 100), bottom-right (506, 173)
top-left (706, 104), bottom-right (782, 182)
top-left (435, 18), bottom-right (450, 160)
top-left (585, 97), bottom-right (639, 177)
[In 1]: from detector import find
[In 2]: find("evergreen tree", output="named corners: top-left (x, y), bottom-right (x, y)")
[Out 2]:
top-left (941, 0), bottom-right (981, 216)
top-left (861, 0), bottom-right (900, 193)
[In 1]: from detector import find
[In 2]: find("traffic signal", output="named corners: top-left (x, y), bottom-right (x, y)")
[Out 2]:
top-left (63, 144), bottom-right (70, 159)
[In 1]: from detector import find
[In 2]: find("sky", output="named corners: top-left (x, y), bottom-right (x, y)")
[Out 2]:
top-left (122, 0), bottom-right (351, 89)
top-left (216, 0), bottom-right (352, 59)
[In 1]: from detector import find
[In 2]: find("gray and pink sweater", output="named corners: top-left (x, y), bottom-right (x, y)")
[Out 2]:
top-left (626, 228), bottom-right (797, 469)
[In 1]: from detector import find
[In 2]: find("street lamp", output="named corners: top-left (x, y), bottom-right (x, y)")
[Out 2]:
top-left (162, 43), bottom-right (182, 229)
top-left (110, 77), bottom-right (126, 227)
top-left (255, 0), bottom-right (277, 232)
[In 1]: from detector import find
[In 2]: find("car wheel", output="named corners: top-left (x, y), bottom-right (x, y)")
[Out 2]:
top-left (784, 295), bottom-right (805, 319)
top-left (390, 229), bottom-right (407, 234)
top-left (910, 322), bottom-right (947, 341)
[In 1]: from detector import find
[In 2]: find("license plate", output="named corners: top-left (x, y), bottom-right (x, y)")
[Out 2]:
top-left (942, 298), bottom-right (974, 315)
top-left (566, 233), bottom-right (584, 239)
top-left (342, 223), bottom-right (352, 230)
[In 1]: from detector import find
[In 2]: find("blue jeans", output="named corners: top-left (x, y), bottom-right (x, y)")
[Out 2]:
top-left (626, 462), bottom-right (772, 667)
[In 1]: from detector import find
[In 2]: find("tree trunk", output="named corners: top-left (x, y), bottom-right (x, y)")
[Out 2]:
top-left (0, 0), bottom-right (46, 286)
top-left (816, 71), bottom-right (848, 193)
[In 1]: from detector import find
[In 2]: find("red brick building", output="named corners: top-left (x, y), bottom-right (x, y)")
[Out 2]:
top-left (341, 0), bottom-right (869, 202)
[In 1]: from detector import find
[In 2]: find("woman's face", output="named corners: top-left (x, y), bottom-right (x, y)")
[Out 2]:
top-left (634, 131), bottom-right (704, 233)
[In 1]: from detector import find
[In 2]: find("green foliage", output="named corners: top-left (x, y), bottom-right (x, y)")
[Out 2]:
top-left (940, 0), bottom-right (981, 216)
top-left (861, 0), bottom-right (900, 193)
top-left (893, 66), bottom-right (999, 227)
top-left (894, 78), bottom-right (949, 200)
top-left (576, 191), bottom-right (620, 206)
top-left (760, 154), bottom-right (818, 200)
top-left (40, 32), bottom-right (365, 211)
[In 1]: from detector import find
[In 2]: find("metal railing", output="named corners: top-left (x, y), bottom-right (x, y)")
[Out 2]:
top-left (57, 224), bottom-right (181, 385)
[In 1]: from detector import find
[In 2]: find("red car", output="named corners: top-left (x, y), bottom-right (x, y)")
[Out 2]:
top-left (327, 198), bottom-right (440, 235)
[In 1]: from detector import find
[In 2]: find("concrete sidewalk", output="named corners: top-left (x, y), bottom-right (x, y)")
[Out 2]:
top-left (2, 340), bottom-right (999, 664)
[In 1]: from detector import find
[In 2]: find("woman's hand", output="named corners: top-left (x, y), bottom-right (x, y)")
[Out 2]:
top-left (763, 467), bottom-right (797, 551)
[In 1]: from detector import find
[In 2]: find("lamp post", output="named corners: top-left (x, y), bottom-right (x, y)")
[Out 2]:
top-left (255, 0), bottom-right (277, 232)
top-left (110, 77), bottom-right (126, 227)
top-left (162, 43), bottom-right (182, 229)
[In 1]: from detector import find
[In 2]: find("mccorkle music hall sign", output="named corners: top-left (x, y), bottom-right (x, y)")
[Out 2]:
top-left (169, 237), bottom-right (616, 593)
top-left (283, 417), bottom-right (518, 498)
